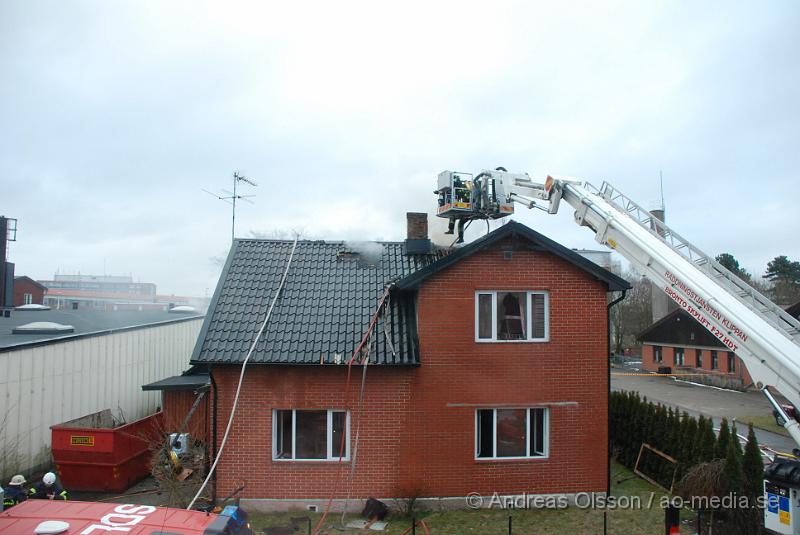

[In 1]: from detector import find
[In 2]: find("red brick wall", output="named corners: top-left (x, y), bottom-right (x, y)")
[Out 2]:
top-left (13, 278), bottom-right (45, 306)
top-left (211, 240), bottom-right (610, 500)
top-left (640, 343), bottom-right (752, 385)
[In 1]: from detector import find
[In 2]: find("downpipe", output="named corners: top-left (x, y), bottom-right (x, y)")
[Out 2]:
top-left (606, 289), bottom-right (627, 535)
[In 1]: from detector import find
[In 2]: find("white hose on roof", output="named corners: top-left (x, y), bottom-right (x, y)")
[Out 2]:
top-left (187, 235), bottom-right (299, 510)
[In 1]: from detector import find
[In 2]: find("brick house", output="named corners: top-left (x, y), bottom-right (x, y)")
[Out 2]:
top-left (13, 276), bottom-right (46, 306)
top-left (190, 216), bottom-right (629, 509)
top-left (638, 309), bottom-right (753, 387)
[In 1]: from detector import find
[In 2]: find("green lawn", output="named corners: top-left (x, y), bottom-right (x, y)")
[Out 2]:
top-left (248, 463), bottom-right (694, 534)
top-left (736, 414), bottom-right (790, 438)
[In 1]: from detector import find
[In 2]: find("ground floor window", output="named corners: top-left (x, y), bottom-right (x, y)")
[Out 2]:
top-left (475, 408), bottom-right (548, 459)
top-left (654, 345), bottom-right (662, 363)
top-left (675, 348), bottom-right (684, 366)
top-left (23, 293), bottom-right (32, 305)
top-left (696, 349), bottom-right (703, 368)
top-left (728, 352), bottom-right (736, 373)
top-left (711, 351), bottom-right (718, 370)
top-left (273, 409), bottom-right (349, 461)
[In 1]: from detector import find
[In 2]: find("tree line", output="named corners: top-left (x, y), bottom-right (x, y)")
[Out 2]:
top-left (610, 391), bottom-right (764, 534)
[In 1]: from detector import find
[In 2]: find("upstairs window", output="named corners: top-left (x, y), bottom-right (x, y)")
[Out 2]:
top-left (475, 291), bottom-right (549, 342)
top-left (476, 408), bottom-right (548, 459)
top-left (273, 409), bottom-right (349, 461)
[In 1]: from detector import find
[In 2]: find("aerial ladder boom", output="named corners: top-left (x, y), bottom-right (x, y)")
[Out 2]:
top-left (437, 169), bottom-right (800, 447)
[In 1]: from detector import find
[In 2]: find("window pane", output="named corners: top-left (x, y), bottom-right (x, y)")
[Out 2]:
top-left (331, 411), bottom-right (346, 458)
top-left (497, 292), bottom-right (526, 340)
top-left (275, 410), bottom-right (292, 459)
top-left (476, 410), bottom-right (494, 458)
top-left (496, 409), bottom-right (527, 457)
top-left (531, 294), bottom-right (545, 339)
top-left (531, 409), bottom-right (546, 456)
top-left (478, 294), bottom-right (493, 339)
top-left (295, 410), bottom-right (327, 459)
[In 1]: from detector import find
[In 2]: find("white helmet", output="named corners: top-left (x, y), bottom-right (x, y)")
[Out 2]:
top-left (9, 474), bottom-right (26, 486)
top-left (43, 472), bottom-right (56, 486)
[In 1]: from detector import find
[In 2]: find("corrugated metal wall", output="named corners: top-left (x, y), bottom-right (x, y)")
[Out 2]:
top-left (0, 317), bottom-right (203, 480)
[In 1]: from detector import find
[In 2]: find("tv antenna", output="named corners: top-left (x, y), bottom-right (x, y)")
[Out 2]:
top-left (202, 172), bottom-right (258, 242)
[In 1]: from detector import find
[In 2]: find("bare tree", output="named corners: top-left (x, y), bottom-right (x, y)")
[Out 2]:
top-left (610, 268), bottom-right (653, 354)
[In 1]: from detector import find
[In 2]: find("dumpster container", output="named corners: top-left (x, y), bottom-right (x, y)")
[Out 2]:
top-left (51, 409), bottom-right (163, 492)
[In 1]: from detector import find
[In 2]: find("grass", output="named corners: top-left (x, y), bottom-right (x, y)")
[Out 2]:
top-left (248, 462), bottom-right (695, 534)
top-left (736, 414), bottom-right (790, 438)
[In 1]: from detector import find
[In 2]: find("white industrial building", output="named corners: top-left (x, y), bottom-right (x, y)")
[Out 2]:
top-left (0, 308), bottom-right (203, 480)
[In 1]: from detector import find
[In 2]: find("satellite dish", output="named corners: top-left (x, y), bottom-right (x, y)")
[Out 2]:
top-left (35, 520), bottom-right (70, 534)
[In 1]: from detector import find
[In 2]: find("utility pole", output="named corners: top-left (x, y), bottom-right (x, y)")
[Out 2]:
top-left (203, 172), bottom-right (258, 244)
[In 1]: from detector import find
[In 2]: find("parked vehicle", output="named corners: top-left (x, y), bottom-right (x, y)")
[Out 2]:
top-left (774, 403), bottom-right (798, 427)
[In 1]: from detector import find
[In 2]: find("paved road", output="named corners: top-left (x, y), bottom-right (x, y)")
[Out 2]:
top-left (611, 371), bottom-right (796, 454)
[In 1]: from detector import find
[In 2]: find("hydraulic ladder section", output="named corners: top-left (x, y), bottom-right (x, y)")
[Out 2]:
top-left (597, 182), bottom-right (800, 345)
top-left (549, 178), bottom-right (800, 445)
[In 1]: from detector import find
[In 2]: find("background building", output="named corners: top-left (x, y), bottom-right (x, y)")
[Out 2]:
top-left (38, 273), bottom-right (208, 312)
top-left (12, 276), bottom-right (46, 306)
top-left (638, 309), bottom-right (752, 388)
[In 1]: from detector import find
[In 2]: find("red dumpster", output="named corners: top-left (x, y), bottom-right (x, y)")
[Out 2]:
top-left (51, 409), bottom-right (163, 492)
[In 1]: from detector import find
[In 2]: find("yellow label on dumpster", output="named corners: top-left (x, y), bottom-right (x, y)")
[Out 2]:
top-left (70, 435), bottom-right (95, 447)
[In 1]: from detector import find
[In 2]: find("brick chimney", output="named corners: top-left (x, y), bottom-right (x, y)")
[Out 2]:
top-left (405, 212), bottom-right (431, 254)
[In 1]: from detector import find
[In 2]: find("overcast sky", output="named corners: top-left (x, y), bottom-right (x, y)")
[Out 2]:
top-left (1, 1), bottom-right (798, 297)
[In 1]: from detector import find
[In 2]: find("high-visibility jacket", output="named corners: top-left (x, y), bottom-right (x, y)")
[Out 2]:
top-left (3, 486), bottom-right (27, 508)
top-left (28, 482), bottom-right (68, 501)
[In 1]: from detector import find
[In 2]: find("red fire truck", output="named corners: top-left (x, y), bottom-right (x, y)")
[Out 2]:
top-left (0, 500), bottom-right (252, 535)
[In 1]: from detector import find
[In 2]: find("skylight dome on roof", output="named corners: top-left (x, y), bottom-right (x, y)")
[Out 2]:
top-left (14, 304), bottom-right (51, 311)
top-left (169, 305), bottom-right (197, 313)
top-left (12, 322), bottom-right (75, 335)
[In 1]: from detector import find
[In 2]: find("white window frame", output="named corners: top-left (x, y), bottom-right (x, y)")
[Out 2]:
top-left (272, 409), bottom-right (350, 462)
top-left (474, 407), bottom-right (549, 460)
top-left (474, 291), bottom-right (550, 343)
top-left (23, 293), bottom-right (33, 305)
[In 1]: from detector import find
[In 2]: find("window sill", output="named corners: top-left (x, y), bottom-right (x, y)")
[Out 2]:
top-left (272, 458), bottom-right (350, 464)
top-left (475, 456), bottom-right (549, 463)
top-left (475, 339), bottom-right (550, 344)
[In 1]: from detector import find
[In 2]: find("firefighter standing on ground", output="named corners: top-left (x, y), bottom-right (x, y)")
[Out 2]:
top-left (3, 474), bottom-right (28, 508)
top-left (29, 472), bottom-right (68, 501)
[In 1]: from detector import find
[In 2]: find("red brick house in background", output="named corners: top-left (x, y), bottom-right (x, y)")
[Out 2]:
top-left (638, 309), bottom-right (754, 388)
top-left (13, 276), bottom-right (46, 306)
top-left (189, 216), bottom-right (629, 510)
top-left (635, 301), bottom-right (800, 389)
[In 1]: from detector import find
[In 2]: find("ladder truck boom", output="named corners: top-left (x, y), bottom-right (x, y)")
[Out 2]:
top-left (436, 168), bottom-right (800, 447)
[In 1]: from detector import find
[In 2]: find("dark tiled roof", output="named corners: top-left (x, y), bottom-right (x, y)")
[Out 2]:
top-left (395, 221), bottom-right (631, 292)
top-left (192, 221), bottom-right (630, 367)
top-left (636, 309), bottom-right (726, 348)
top-left (190, 240), bottom-right (442, 366)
